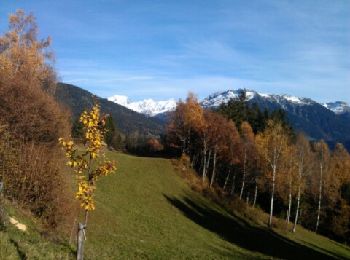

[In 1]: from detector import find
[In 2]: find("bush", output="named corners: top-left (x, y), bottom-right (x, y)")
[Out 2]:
top-left (0, 10), bottom-right (75, 234)
top-left (0, 128), bottom-right (75, 230)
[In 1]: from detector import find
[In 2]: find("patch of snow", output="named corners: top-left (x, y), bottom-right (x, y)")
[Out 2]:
top-left (108, 95), bottom-right (176, 116)
top-left (107, 95), bottom-right (129, 107)
top-left (282, 95), bottom-right (303, 104)
top-left (258, 93), bottom-right (271, 98)
top-left (323, 101), bottom-right (350, 114)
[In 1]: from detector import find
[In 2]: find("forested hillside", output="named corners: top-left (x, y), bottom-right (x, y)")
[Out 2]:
top-left (55, 83), bottom-right (164, 136)
top-left (166, 94), bottom-right (350, 243)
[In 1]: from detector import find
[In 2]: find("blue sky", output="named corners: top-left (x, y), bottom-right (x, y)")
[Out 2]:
top-left (1, 0), bottom-right (349, 102)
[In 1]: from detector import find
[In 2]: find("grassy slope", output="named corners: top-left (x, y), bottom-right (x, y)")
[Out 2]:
top-left (84, 152), bottom-right (350, 259)
top-left (0, 201), bottom-right (74, 259)
top-left (1, 152), bottom-right (349, 259)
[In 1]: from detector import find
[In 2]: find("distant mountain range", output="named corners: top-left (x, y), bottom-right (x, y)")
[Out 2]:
top-left (54, 83), bottom-right (164, 136)
top-left (108, 95), bottom-right (176, 116)
top-left (109, 89), bottom-right (350, 148)
top-left (54, 83), bottom-right (350, 149)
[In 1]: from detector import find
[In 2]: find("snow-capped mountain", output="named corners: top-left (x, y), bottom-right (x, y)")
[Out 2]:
top-left (108, 95), bottom-right (176, 117)
top-left (109, 90), bottom-right (349, 117)
top-left (107, 89), bottom-right (350, 148)
top-left (323, 101), bottom-right (350, 115)
top-left (201, 89), bottom-right (315, 109)
top-left (201, 89), bottom-right (350, 147)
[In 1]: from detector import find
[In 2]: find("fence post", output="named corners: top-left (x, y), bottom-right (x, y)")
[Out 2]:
top-left (77, 222), bottom-right (85, 260)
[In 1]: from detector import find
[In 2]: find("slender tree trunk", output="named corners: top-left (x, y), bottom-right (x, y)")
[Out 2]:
top-left (206, 149), bottom-right (211, 173)
top-left (293, 184), bottom-right (301, 233)
top-left (253, 183), bottom-right (258, 208)
top-left (269, 164), bottom-right (276, 227)
top-left (293, 160), bottom-right (303, 233)
top-left (202, 142), bottom-right (207, 182)
top-left (246, 192), bottom-right (250, 204)
top-left (239, 148), bottom-right (247, 200)
top-left (223, 169), bottom-right (231, 191)
top-left (181, 138), bottom-right (186, 154)
top-left (210, 149), bottom-right (217, 188)
top-left (77, 210), bottom-right (89, 260)
top-left (286, 181), bottom-right (292, 226)
top-left (191, 153), bottom-right (197, 168)
top-left (230, 172), bottom-right (236, 195)
top-left (315, 163), bottom-right (323, 233)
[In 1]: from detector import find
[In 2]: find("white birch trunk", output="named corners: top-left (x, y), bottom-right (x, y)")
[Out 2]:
top-left (293, 158), bottom-right (303, 233)
top-left (269, 147), bottom-right (277, 227)
top-left (293, 185), bottom-right (301, 233)
top-left (286, 180), bottom-right (292, 226)
top-left (202, 141), bottom-right (207, 182)
top-left (315, 163), bottom-right (323, 233)
top-left (239, 148), bottom-right (247, 200)
top-left (210, 149), bottom-right (217, 188)
top-left (253, 183), bottom-right (258, 207)
top-left (223, 169), bottom-right (231, 191)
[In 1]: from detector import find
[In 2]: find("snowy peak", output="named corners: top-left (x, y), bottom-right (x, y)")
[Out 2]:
top-left (108, 95), bottom-right (176, 117)
top-left (323, 101), bottom-right (350, 114)
top-left (201, 89), bottom-right (257, 108)
top-left (201, 89), bottom-right (314, 108)
top-left (108, 90), bottom-right (349, 117)
top-left (108, 95), bottom-right (129, 107)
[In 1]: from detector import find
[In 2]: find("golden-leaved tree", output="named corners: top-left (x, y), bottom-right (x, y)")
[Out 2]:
top-left (256, 120), bottom-right (289, 227)
top-left (59, 103), bottom-right (116, 259)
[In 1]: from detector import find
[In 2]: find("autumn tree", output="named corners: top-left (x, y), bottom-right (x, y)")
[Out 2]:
top-left (0, 10), bottom-right (72, 229)
top-left (256, 120), bottom-right (290, 227)
top-left (314, 140), bottom-right (330, 233)
top-left (292, 134), bottom-right (313, 232)
top-left (326, 143), bottom-right (350, 239)
top-left (275, 144), bottom-right (298, 227)
top-left (59, 103), bottom-right (116, 259)
top-left (239, 121), bottom-right (256, 200)
top-left (167, 93), bottom-right (204, 155)
top-left (0, 9), bottom-right (69, 144)
top-left (204, 112), bottom-right (239, 188)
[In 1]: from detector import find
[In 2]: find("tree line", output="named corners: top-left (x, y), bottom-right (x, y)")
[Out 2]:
top-left (166, 93), bottom-right (350, 242)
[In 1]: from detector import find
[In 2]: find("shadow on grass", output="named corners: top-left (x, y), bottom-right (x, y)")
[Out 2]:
top-left (164, 194), bottom-right (343, 260)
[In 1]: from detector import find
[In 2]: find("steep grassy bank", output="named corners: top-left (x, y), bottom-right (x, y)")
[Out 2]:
top-left (0, 200), bottom-right (74, 259)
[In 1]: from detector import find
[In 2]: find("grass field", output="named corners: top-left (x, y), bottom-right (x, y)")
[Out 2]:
top-left (1, 151), bottom-right (350, 259)
top-left (84, 152), bottom-right (350, 259)
top-left (0, 201), bottom-right (73, 259)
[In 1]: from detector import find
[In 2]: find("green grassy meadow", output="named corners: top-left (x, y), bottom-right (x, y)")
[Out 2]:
top-left (84, 152), bottom-right (350, 259)
top-left (1, 151), bottom-right (350, 259)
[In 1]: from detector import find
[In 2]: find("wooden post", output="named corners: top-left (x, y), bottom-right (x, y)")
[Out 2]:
top-left (77, 223), bottom-right (85, 260)
top-left (77, 210), bottom-right (89, 260)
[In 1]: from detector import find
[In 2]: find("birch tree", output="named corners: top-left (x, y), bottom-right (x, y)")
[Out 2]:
top-left (314, 140), bottom-right (330, 233)
top-left (293, 134), bottom-right (312, 233)
top-left (256, 120), bottom-right (289, 227)
top-left (239, 121), bottom-right (255, 200)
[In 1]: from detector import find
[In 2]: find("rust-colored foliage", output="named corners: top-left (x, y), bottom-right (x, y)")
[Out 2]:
top-left (0, 10), bottom-right (74, 231)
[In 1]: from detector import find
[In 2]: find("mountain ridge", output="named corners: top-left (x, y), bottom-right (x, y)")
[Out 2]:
top-left (108, 89), bottom-right (350, 148)
top-left (54, 83), bottom-right (164, 136)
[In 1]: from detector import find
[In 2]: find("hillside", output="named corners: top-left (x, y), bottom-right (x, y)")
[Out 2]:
top-left (2, 152), bottom-right (350, 259)
top-left (54, 83), bottom-right (164, 135)
top-left (83, 152), bottom-right (349, 259)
